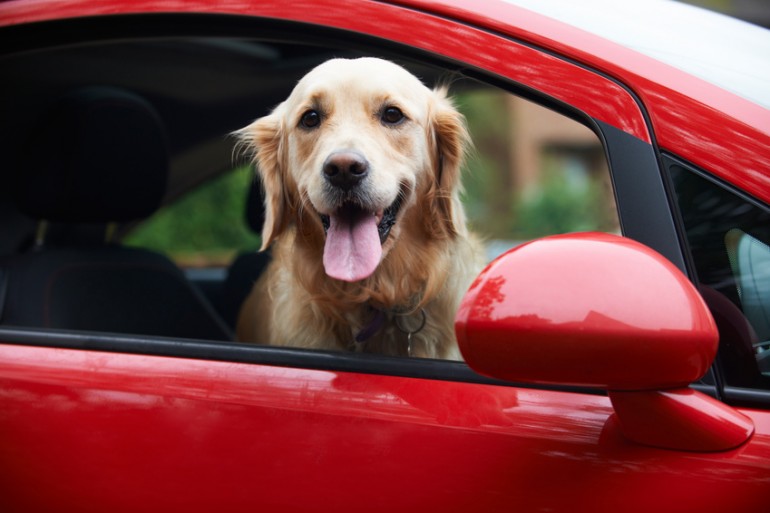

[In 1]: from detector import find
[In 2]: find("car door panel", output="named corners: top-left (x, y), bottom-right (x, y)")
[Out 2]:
top-left (2, 2), bottom-right (770, 512)
top-left (2, 343), bottom-right (770, 512)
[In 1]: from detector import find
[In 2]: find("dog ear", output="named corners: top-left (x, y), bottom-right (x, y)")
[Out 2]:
top-left (237, 110), bottom-right (287, 251)
top-left (426, 87), bottom-right (471, 238)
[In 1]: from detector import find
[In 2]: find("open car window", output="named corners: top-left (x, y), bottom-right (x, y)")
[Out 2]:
top-left (115, 47), bottom-right (618, 354)
top-left (0, 28), bottom-right (618, 375)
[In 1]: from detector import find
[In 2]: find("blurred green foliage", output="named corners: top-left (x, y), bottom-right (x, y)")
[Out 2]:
top-left (455, 90), bottom-right (515, 238)
top-left (124, 166), bottom-right (260, 265)
top-left (513, 168), bottom-right (616, 238)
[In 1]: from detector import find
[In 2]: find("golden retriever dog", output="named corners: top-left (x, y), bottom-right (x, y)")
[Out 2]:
top-left (235, 57), bottom-right (482, 359)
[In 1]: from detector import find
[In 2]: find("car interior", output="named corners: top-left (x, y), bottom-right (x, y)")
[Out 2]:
top-left (1, 85), bottom-right (234, 339)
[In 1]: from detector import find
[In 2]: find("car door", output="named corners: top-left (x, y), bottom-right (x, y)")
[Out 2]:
top-left (1, 2), bottom-right (769, 512)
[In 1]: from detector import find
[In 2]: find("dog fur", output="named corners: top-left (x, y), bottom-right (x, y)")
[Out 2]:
top-left (235, 57), bottom-right (482, 359)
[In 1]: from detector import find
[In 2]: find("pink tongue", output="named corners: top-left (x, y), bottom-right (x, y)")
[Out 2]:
top-left (323, 209), bottom-right (382, 282)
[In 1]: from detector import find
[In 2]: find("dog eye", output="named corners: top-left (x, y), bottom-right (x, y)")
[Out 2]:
top-left (381, 107), bottom-right (405, 126)
top-left (299, 110), bottom-right (321, 129)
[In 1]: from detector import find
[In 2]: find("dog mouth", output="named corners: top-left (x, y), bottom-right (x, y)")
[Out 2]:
top-left (320, 196), bottom-right (401, 244)
top-left (319, 195), bottom-right (403, 282)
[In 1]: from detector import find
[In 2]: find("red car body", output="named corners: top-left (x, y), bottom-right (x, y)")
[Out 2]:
top-left (1, 1), bottom-right (769, 512)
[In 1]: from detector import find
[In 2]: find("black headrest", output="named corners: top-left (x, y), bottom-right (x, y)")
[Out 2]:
top-left (245, 177), bottom-right (266, 234)
top-left (17, 87), bottom-right (168, 223)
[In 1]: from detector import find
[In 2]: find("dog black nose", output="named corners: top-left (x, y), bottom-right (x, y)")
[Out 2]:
top-left (323, 151), bottom-right (369, 190)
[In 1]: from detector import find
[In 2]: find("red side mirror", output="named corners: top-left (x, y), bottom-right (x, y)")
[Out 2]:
top-left (456, 232), bottom-right (753, 451)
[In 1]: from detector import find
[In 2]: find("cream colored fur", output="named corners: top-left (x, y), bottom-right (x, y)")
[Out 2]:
top-left (235, 57), bottom-right (483, 359)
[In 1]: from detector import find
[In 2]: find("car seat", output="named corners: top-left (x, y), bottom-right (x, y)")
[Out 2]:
top-left (727, 229), bottom-right (770, 373)
top-left (0, 87), bottom-right (233, 340)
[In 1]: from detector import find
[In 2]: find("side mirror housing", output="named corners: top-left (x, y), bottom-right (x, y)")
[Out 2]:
top-left (456, 233), bottom-right (753, 451)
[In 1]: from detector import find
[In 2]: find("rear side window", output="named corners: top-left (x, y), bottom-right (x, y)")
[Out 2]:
top-left (669, 160), bottom-right (770, 390)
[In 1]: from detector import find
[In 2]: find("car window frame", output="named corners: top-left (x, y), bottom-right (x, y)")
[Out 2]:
top-left (0, 11), bottom-right (692, 396)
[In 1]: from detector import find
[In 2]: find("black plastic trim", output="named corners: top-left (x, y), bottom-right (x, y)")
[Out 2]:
top-left (0, 326), bottom-right (605, 394)
top-left (595, 120), bottom-right (687, 272)
top-left (723, 386), bottom-right (770, 408)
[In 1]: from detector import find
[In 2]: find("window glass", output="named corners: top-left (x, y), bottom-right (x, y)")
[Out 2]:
top-left (0, 27), bottom-right (623, 364)
top-left (670, 162), bottom-right (770, 389)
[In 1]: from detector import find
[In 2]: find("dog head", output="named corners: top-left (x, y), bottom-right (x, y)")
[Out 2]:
top-left (238, 57), bottom-right (469, 283)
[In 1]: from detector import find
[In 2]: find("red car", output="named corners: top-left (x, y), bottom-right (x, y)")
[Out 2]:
top-left (1, 1), bottom-right (769, 511)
